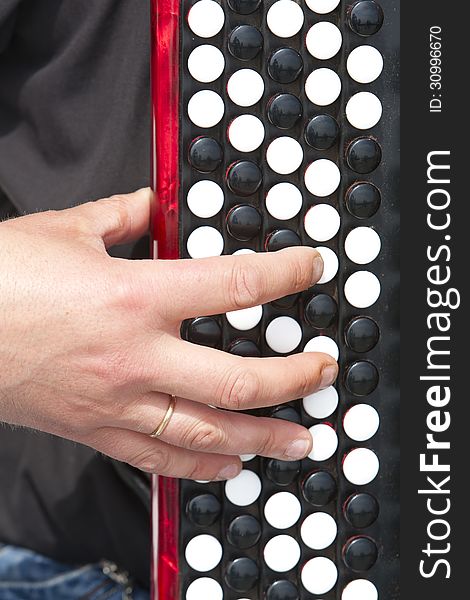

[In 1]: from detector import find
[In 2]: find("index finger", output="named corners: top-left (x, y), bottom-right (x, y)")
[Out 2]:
top-left (142, 247), bottom-right (323, 320)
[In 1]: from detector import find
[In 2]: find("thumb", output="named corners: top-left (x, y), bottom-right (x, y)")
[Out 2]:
top-left (75, 188), bottom-right (153, 248)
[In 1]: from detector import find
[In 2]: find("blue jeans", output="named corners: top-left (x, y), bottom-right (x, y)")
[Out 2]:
top-left (0, 546), bottom-right (150, 600)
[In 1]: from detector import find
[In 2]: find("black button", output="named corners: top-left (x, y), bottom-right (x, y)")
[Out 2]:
top-left (343, 537), bottom-right (378, 572)
top-left (228, 0), bottom-right (262, 15)
top-left (272, 293), bottom-right (300, 310)
top-left (305, 115), bottom-right (340, 150)
top-left (225, 558), bottom-right (259, 592)
top-left (346, 182), bottom-right (381, 219)
top-left (227, 205), bottom-right (262, 241)
top-left (303, 471), bottom-right (337, 506)
top-left (185, 317), bottom-right (222, 348)
top-left (229, 339), bottom-right (261, 357)
top-left (227, 515), bottom-right (261, 549)
top-left (227, 161), bottom-right (263, 197)
top-left (266, 229), bottom-right (301, 252)
top-left (271, 406), bottom-right (302, 424)
top-left (268, 94), bottom-right (303, 130)
top-left (266, 580), bottom-right (300, 600)
top-left (345, 361), bottom-right (379, 396)
top-left (347, 138), bottom-right (382, 174)
top-left (186, 494), bottom-right (221, 527)
top-left (305, 294), bottom-right (338, 329)
top-left (188, 137), bottom-right (223, 173)
top-left (349, 1), bottom-right (384, 37)
top-left (268, 48), bottom-right (303, 84)
top-left (266, 459), bottom-right (301, 486)
top-left (229, 25), bottom-right (263, 60)
top-left (346, 317), bottom-right (380, 353)
top-left (344, 493), bottom-right (380, 528)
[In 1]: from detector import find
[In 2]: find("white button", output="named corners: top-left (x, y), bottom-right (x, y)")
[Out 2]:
top-left (188, 1), bottom-right (225, 38)
top-left (267, 0), bottom-right (305, 38)
top-left (306, 0), bottom-right (341, 14)
top-left (225, 469), bottom-right (262, 506)
top-left (345, 227), bottom-right (381, 265)
top-left (240, 454), bottom-right (256, 462)
top-left (305, 204), bottom-right (341, 242)
top-left (342, 580), bottom-right (378, 600)
top-left (307, 424), bottom-right (338, 461)
top-left (233, 248), bottom-right (255, 256)
top-left (186, 578), bottom-right (223, 600)
top-left (267, 137), bottom-right (304, 175)
top-left (187, 226), bottom-right (224, 258)
top-left (188, 45), bottom-right (225, 83)
top-left (185, 535), bottom-right (223, 572)
top-left (226, 305), bottom-right (263, 331)
top-left (305, 69), bottom-right (341, 106)
top-left (306, 22), bottom-right (342, 60)
top-left (343, 448), bottom-right (380, 485)
top-left (303, 386), bottom-right (338, 419)
top-left (344, 271), bottom-right (381, 308)
top-left (265, 317), bottom-right (302, 354)
top-left (187, 180), bottom-right (224, 218)
top-left (266, 183), bottom-right (303, 220)
top-left (227, 69), bottom-right (265, 107)
top-left (344, 404), bottom-right (380, 442)
top-left (188, 90), bottom-right (225, 128)
top-left (263, 535), bottom-right (301, 572)
top-left (301, 556), bottom-right (338, 595)
top-left (304, 336), bottom-right (339, 361)
top-left (346, 92), bottom-right (382, 130)
top-left (301, 512), bottom-right (337, 549)
top-left (315, 247), bottom-right (339, 284)
top-left (305, 159), bottom-right (341, 198)
top-left (264, 492), bottom-right (302, 529)
top-left (347, 45), bottom-right (384, 84)
top-left (228, 115), bottom-right (265, 152)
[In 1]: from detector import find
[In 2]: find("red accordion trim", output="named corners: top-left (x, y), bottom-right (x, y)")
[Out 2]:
top-left (151, 1), bottom-right (181, 599)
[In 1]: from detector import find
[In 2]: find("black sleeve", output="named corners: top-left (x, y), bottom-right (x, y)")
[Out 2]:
top-left (0, 0), bottom-right (21, 54)
top-left (0, 0), bottom-right (21, 213)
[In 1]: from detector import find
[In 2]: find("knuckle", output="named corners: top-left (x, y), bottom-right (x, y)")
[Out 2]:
top-left (112, 275), bottom-right (140, 310)
top-left (181, 421), bottom-right (227, 452)
top-left (85, 350), bottom-right (139, 392)
top-left (130, 446), bottom-right (172, 474)
top-left (107, 268), bottom-right (151, 318)
top-left (294, 359), bottom-right (323, 397)
top-left (269, 358), bottom-right (316, 404)
top-left (290, 253), bottom-right (312, 291)
top-left (64, 203), bottom-right (102, 235)
top-left (185, 458), bottom-right (211, 481)
top-left (105, 195), bottom-right (133, 239)
top-left (298, 363), bottom-right (318, 397)
top-left (228, 263), bottom-right (265, 309)
top-left (255, 426), bottom-right (276, 456)
top-left (219, 367), bottom-right (262, 410)
top-left (63, 211), bottom-right (90, 233)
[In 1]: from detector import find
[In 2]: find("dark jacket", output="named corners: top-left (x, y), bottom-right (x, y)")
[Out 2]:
top-left (0, 0), bottom-right (152, 588)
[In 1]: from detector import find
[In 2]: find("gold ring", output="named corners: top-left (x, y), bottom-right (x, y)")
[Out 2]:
top-left (149, 394), bottom-right (177, 438)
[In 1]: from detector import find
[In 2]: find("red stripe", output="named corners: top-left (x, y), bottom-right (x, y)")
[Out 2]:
top-left (151, 1), bottom-right (180, 599)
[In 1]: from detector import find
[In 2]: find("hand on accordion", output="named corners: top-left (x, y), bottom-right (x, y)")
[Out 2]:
top-left (0, 188), bottom-right (337, 482)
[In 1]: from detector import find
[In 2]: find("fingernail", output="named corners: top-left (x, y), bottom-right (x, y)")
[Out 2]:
top-left (217, 464), bottom-right (241, 481)
top-left (285, 437), bottom-right (311, 459)
top-left (320, 364), bottom-right (338, 389)
top-left (312, 254), bottom-right (324, 285)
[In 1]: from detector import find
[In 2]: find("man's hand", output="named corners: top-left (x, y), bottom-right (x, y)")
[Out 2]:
top-left (0, 188), bottom-right (338, 481)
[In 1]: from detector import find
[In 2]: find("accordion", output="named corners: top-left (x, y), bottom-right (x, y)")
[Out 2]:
top-left (151, 1), bottom-right (399, 599)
